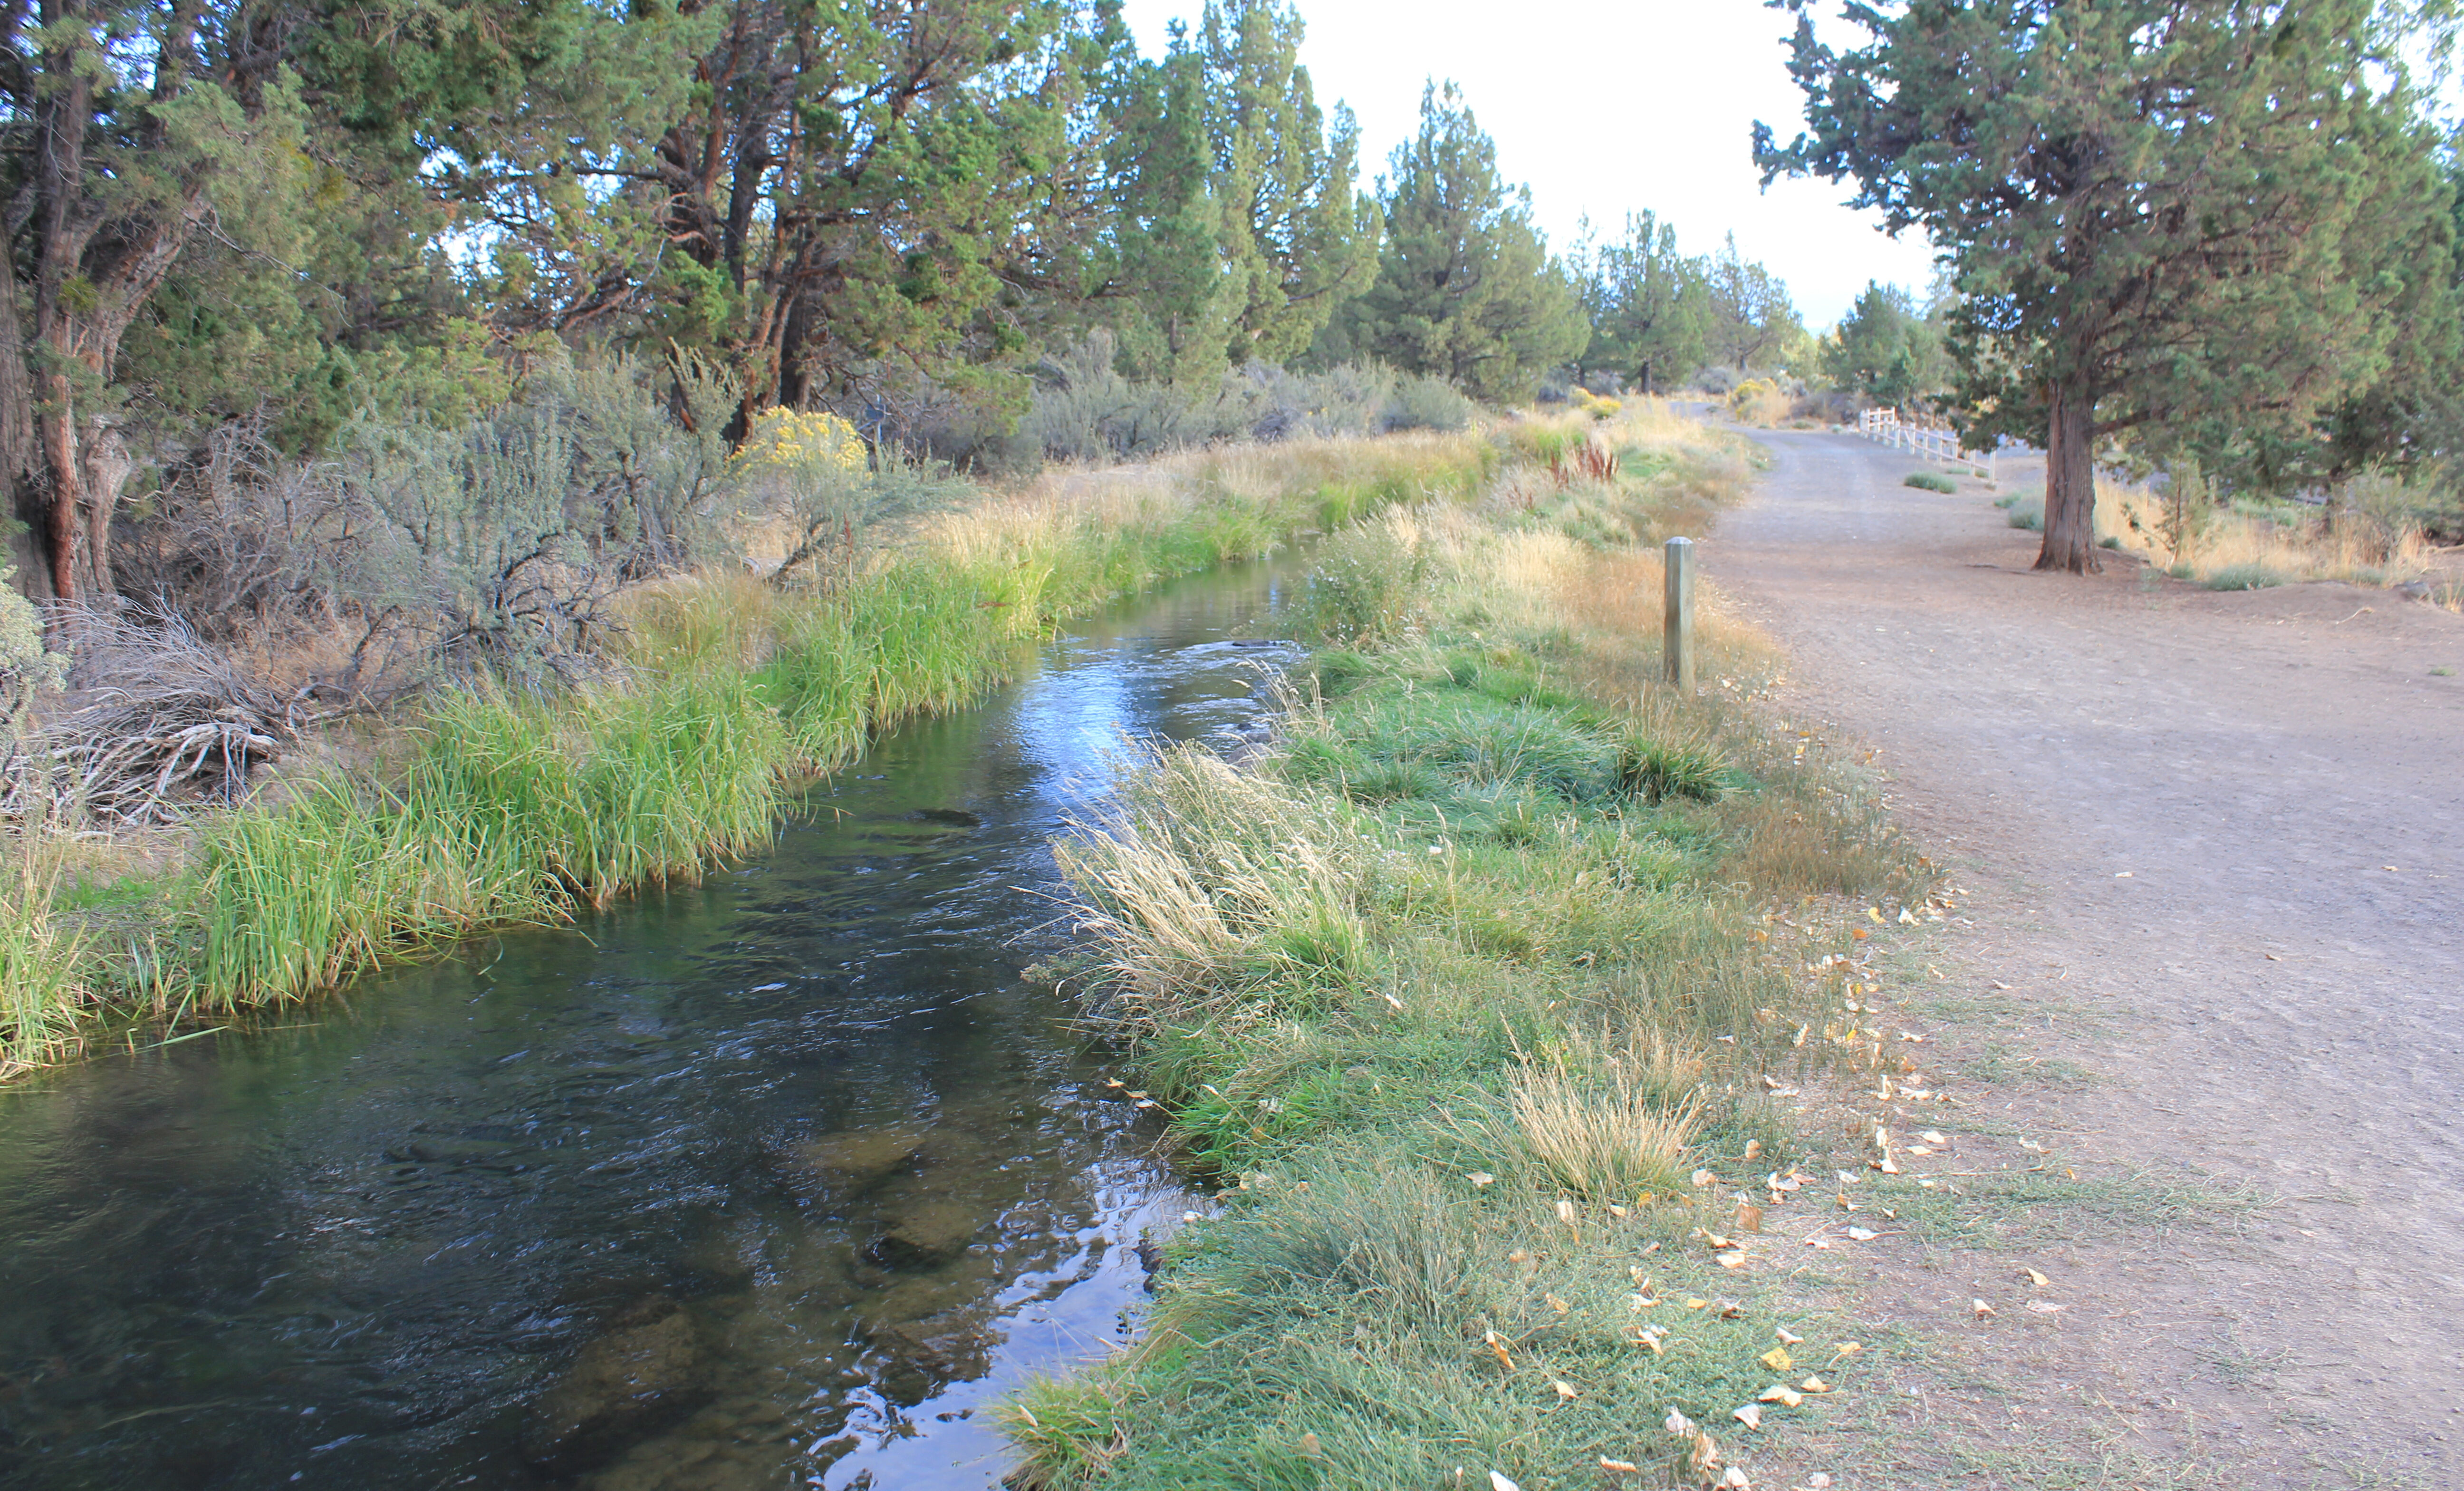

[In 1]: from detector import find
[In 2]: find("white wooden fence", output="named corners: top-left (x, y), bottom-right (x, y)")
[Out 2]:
top-left (1857, 408), bottom-right (1995, 484)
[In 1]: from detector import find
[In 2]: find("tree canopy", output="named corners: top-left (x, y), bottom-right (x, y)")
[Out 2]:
top-left (0, 0), bottom-right (1821, 611)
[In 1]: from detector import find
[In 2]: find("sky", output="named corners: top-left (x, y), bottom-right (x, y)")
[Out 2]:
top-left (1115, 0), bottom-right (1944, 329)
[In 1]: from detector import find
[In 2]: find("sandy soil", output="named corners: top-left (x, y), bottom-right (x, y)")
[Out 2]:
top-left (1711, 428), bottom-right (2464, 1489)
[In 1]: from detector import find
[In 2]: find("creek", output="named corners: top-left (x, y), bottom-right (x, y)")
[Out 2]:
top-left (0, 558), bottom-right (1301, 1490)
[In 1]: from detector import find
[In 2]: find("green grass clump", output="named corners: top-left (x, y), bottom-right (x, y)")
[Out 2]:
top-left (1904, 470), bottom-right (1957, 493)
top-left (1015, 427), bottom-right (1926, 1489)
top-left (0, 853), bottom-right (89, 1077)
top-left (2203, 562), bottom-right (2285, 591)
top-left (2005, 495), bottom-right (2045, 531)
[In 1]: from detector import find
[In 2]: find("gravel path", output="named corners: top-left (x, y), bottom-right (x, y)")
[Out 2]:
top-left (1712, 428), bottom-right (2464, 1487)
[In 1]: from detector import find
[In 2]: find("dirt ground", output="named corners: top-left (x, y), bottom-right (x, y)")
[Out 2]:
top-left (1710, 429), bottom-right (2464, 1490)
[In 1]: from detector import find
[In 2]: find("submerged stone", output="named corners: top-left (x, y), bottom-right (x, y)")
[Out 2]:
top-left (866, 1198), bottom-right (981, 1269)
top-left (792, 1128), bottom-right (924, 1192)
top-left (518, 1300), bottom-right (709, 1475)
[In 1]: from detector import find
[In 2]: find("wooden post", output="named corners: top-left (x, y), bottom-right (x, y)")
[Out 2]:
top-left (1664, 536), bottom-right (1695, 693)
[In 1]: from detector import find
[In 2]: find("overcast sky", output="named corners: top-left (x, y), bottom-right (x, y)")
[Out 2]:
top-left (1115, 0), bottom-right (1944, 329)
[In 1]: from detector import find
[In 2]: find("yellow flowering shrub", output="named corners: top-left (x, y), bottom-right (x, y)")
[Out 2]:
top-left (1569, 386), bottom-right (1623, 421)
top-left (731, 407), bottom-right (867, 479)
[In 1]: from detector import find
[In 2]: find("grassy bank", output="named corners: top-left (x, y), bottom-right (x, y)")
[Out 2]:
top-left (0, 434), bottom-right (1498, 1077)
top-left (1006, 412), bottom-right (1930, 1488)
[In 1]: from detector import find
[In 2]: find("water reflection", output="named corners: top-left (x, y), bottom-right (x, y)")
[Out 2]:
top-left (0, 561), bottom-right (1298, 1490)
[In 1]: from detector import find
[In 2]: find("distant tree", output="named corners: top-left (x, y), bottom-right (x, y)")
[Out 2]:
top-left (1703, 233), bottom-right (1804, 372)
top-left (1573, 213), bottom-right (1712, 395)
top-left (1759, 0), bottom-right (2455, 573)
top-left (1099, 26), bottom-right (1245, 386)
top-left (1824, 281), bottom-right (1948, 407)
top-left (1340, 83), bottom-right (1588, 402)
top-left (1195, 0), bottom-right (1381, 365)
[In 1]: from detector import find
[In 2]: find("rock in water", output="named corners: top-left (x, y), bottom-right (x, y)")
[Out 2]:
top-left (866, 1199), bottom-right (981, 1269)
top-left (792, 1128), bottom-right (924, 1193)
top-left (519, 1302), bottom-right (709, 1475)
top-left (866, 1307), bottom-right (996, 1403)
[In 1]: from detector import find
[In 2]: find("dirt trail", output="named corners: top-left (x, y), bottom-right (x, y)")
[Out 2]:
top-left (1712, 428), bottom-right (2464, 1488)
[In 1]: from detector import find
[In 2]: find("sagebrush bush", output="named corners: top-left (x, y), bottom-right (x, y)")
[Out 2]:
top-left (0, 562), bottom-right (62, 735)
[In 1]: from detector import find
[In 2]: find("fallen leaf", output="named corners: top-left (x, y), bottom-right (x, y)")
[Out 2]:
top-left (1299, 1432), bottom-right (1324, 1459)
top-left (1806, 1476), bottom-right (1834, 1489)
top-left (1599, 1459), bottom-right (1642, 1475)
top-left (1775, 1326), bottom-right (1804, 1346)
top-left (1800, 1375), bottom-right (1831, 1393)
top-left (1665, 1409), bottom-right (1696, 1437)
top-left (1736, 1203), bottom-right (1764, 1233)
top-left (1845, 1226), bottom-right (1878, 1242)
top-left (1557, 1199), bottom-right (1578, 1225)
top-left (1831, 1342), bottom-right (1862, 1360)
top-left (2024, 1268), bottom-right (2051, 1288)
top-left (1720, 1467), bottom-right (1751, 1489)
top-left (1898, 907), bottom-right (1918, 924)
top-left (1705, 1233), bottom-right (1735, 1251)
top-left (2115, 871), bottom-right (2133, 878)
top-left (1733, 1403), bottom-right (1763, 1429)
top-left (1629, 1266), bottom-right (1650, 1285)
top-left (1758, 1384), bottom-right (1805, 1407)
top-left (1922, 1131), bottom-right (1947, 1145)
top-left (1804, 1236), bottom-right (1834, 1249)
top-left (1717, 1250), bottom-right (1747, 1269)
top-left (1760, 1346), bottom-right (1796, 1373)
top-left (1905, 1144), bottom-right (1934, 1156)
top-left (1608, 1203), bottom-right (1631, 1218)
top-left (1693, 1169), bottom-right (1717, 1187)
top-left (1685, 1297), bottom-right (1709, 1310)
top-left (1554, 1380), bottom-right (1578, 1401)
top-left (1972, 1298), bottom-right (1996, 1318)
top-left (1690, 1430), bottom-right (1721, 1472)
top-left (1483, 1330), bottom-right (1514, 1370)
top-left (1546, 1293), bottom-right (1569, 1315)
top-left (1103, 1078), bottom-right (1124, 1088)
top-left (1715, 1298), bottom-right (1744, 1319)
top-left (1508, 1249), bottom-right (1532, 1264)
top-left (2025, 1300), bottom-right (2066, 1315)
top-left (1466, 1172), bottom-right (1494, 1187)
top-left (1851, 926), bottom-right (1870, 941)
top-left (1489, 1474), bottom-right (1521, 1491)
top-left (1877, 1153), bottom-right (1901, 1175)
top-left (1867, 906), bottom-right (1885, 924)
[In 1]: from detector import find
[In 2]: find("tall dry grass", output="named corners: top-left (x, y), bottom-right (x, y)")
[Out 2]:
top-left (2100, 474), bottom-right (2445, 591)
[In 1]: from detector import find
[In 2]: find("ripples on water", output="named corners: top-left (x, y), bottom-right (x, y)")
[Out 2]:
top-left (0, 565), bottom-right (1299, 1490)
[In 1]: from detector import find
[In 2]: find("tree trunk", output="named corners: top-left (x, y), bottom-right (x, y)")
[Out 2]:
top-left (2036, 375), bottom-right (2102, 574)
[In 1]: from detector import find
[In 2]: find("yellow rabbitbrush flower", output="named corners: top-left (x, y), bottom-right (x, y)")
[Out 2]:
top-left (732, 407), bottom-right (867, 477)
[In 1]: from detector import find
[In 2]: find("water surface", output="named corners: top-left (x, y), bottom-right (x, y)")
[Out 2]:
top-left (0, 561), bottom-right (1297, 1490)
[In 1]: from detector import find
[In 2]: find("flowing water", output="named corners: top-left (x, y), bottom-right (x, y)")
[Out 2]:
top-left (0, 561), bottom-right (1302, 1491)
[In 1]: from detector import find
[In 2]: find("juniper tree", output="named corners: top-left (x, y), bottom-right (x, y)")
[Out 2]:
top-left (1573, 212), bottom-right (1712, 395)
top-left (1826, 280), bottom-right (1950, 406)
top-left (1342, 83), bottom-right (1588, 403)
top-left (1756, 0), bottom-right (2454, 572)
